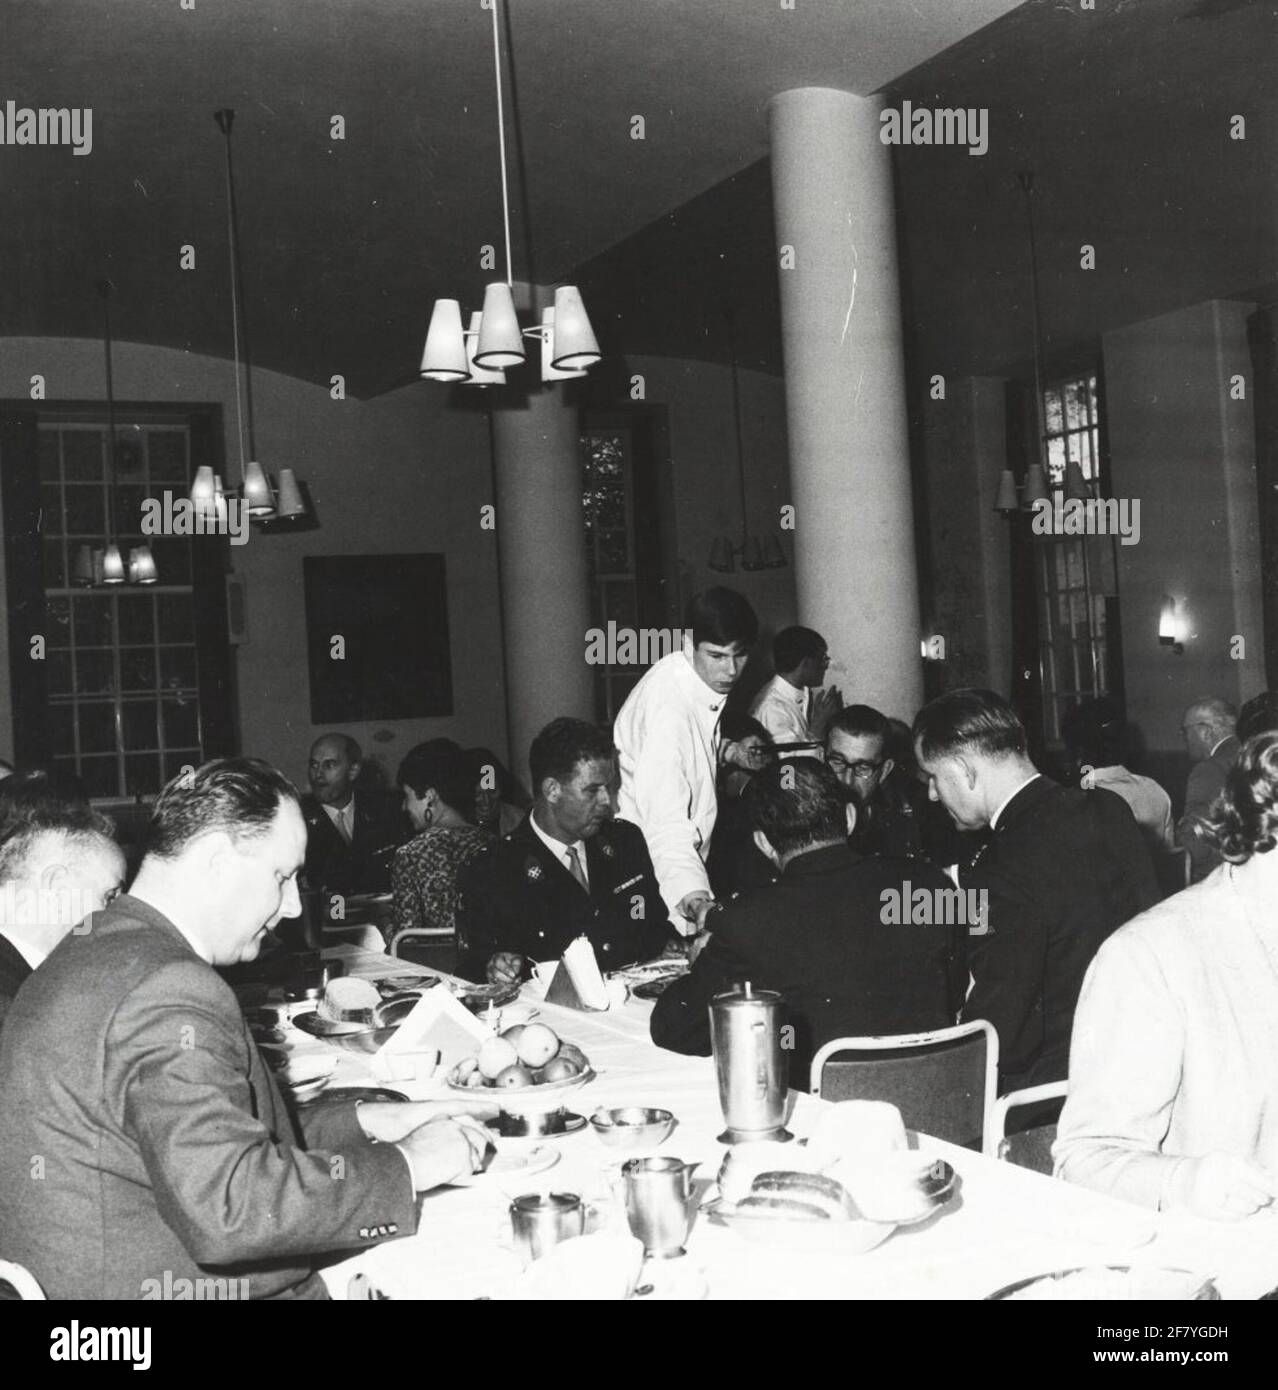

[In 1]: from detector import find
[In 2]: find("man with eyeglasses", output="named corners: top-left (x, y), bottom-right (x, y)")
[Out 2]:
top-left (1177, 697), bottom-right (1241, 883)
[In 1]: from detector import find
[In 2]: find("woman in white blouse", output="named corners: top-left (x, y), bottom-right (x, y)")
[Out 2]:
top-left (1054, 731), bottom-right (1278, 1219)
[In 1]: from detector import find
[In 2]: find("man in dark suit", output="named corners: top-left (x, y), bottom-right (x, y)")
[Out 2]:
top-left (301, 733), bottom-right (409, 894)
top-left (914, 689), bottom-right (1158, 1097)
top-left (456, 718), bottom-right (670, 983)
top-left (650, 761), bottom-right (962, 1084)
top-left (1177, 697), bottom-right (1241, 883)
top-left (0, 758), bottom-right (488, 1300)
top-left (0, 785), bottom-right (125, 1028)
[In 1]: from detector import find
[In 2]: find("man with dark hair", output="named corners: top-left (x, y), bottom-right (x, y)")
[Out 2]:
top-left (650, 761), bottom-right (961, 1083)
top-left (0, 783), bottom-right (124, 1028)
top-left (457, 718), bottom-right (668, 983)
top-left (0, 757), bottom-right (489, 1299)
top-left (1177, 696), bottom-right (1241, 882)
top-left (614, 587), bottom-right (758, 935)
top-left (913, 689), bottom-right (1158, 1098)
top-left (301, 732), bottom-right (409, 895)
top-left (749, 625), bottom-right (842, 748)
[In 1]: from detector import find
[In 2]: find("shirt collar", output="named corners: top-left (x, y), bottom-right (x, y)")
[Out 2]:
top-left (677, 650), bottom-right (725, 714)
top-left (991, 773), bottom-right (1041, 830)
top-left (529, 807), bottom-right (586, 865)
top-left (0, 928), bottom-right (46, 971)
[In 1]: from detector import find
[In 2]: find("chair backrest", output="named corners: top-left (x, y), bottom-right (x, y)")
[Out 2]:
top-left (0, 1259), bottom-right (45, 1300)
top-left (809, 1021), bottom-right (999, 1154)
top-left (990, 1080), bottom-right (1068, 1174)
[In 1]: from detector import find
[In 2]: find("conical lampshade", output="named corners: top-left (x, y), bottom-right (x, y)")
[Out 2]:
top-left (1063, 459), bottom-right (1090, 503)
top-left (101, 544), bottom-right (125, 585)
top-left (1022, 463), bottom-right (1050, 509)
top-left (462, 312), bottom-right (507, 387)
top-left (708, 537), bottom-right (735, 573)
top-left (474, 283), bottom-right (526, 368)
top-left (741, 536), bottom-right (764, 572)
top-left (994, 469), bottom-right (1019, 514)
top-left (761, 533), bottom-right (787, 569)
top-left (419, 298), bottom-right (471, 381)
top-left (539, 308), bottom-right (588, 382)
top-left (243, 461), bottom-right (275, 517)
top-left (71, 544), bottom-right (95, 587)
top-left (92, 549), bottom-right (106, 585)
top-left (276, 468), bottom-right (306, 518)
top-left (550, 286), bottom-right (601, 370)
top-left (130, 545), bottom-right (158, 585)
top-left (191, 465), bottom-right (217, 517)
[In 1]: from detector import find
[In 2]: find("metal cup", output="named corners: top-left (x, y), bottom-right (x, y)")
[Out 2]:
top-left (622, 1157), bottom-right (695, 1259)
top-left (509, 1192), bottom-right (585, 1265)
top-left (709, 982), bottom-right (791, 1144)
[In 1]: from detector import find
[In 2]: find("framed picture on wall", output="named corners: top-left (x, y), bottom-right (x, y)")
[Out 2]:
top-left (303, 554), bottom-right (453, 722)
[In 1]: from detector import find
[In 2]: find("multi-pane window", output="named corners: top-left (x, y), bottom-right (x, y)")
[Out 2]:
top-left (39, 421), bottom-right (205, 798)
top-left (1035, 371), bottom-right (1117, 745)
top-left (580, 425), bottom-right (641, 724)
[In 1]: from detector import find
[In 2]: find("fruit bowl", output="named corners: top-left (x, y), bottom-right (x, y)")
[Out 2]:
top-left (445, 1023), bottom-right (595, 1112)
top-left (445, 1062), bottom-right (596, 1113)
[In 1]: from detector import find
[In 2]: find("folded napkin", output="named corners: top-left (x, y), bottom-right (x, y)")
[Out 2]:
top-left (375, 985), bottom-right (489, 1077)
top-left (501, 1232), bottom-right (646, 1301)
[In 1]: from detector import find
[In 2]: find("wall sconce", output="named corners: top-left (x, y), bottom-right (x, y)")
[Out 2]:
top-left (1159, 594), bottom-right (1184, 655)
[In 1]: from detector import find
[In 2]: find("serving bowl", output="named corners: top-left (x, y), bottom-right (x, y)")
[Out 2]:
top-left (446, 1063), bottom-right (596, 1114)
top-left (987, 1266), bottom-right (1220, 1301)
top-left (589, 1106), bottom-right (676, 1152)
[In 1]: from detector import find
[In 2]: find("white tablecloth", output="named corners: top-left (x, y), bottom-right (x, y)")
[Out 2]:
top-left (298, 947), bottom-right (1278, 1301)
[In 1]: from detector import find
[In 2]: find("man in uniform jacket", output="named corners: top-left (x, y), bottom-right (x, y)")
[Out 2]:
top-left (650, 760), bottom-right (962, 1084)
top-left (0, 758), bottom-right (487, 1300)
top-left (914, 689), bottom-right (1159, 1098)
top-left (456, 718), bottom-right (670, 983)
top-left (1177, 697), bottom-right (1241, 883)
top-left (301, 733), bottom-right (410, 895)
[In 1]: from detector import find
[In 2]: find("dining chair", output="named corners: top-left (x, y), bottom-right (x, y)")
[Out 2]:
top-left (0, 1259), bottom-right (45, 1300)
top-left (809, 1020), bottom-right (999, 1155)
top-left (990, 1080), bottom-right (1069, 1175)
top-left (390, 925), bottom-right (457, 975)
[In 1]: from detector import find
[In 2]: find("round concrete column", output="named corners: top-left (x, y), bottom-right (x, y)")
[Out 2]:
top-left (490, 306), bottom-right (594, 783)
top-left (770, 87), bottom-right (922, 718)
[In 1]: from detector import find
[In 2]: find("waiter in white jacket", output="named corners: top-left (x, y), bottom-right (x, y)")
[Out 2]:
top-left (614, 587), bottom-right (758, 935)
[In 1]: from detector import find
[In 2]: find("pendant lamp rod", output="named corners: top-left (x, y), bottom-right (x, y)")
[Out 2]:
top-left (489, 0), bottom-right (514, 288)
top-left (97, 278), bottom-right (120, 547)
top-left (1017, 171), bottom-right (1048, 463)
top-left (215, 108), bottom-right (255, 479)
top-left (727, 307), bottom-right (749, 543)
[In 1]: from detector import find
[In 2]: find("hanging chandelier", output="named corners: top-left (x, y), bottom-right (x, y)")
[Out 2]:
top-left (188, 108), bottom-right (309, 526)
top-left (71, 280), bottom-right (157, 589)
top-left (419, 0), bottom-right (601, 387)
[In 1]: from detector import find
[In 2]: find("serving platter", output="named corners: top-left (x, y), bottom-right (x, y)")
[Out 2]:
top-left (451, 981), bottom-right (522, 1013)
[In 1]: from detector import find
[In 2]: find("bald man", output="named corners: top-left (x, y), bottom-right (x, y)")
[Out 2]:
top-left (301, 734), bottom-right (409, 895)
top-left (1177, 697), bottom-right (1240, 883)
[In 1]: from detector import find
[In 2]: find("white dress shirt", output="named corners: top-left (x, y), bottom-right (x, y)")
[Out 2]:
top-left (322, 797), bottom-right (355, 843)
top-left (0, 928), bottom-right (46, 971)
top-left (614, 649), bottom-right (722, 920)
top-left (1090, 765), bottom-right (1175, 851)
top-left (1054, 862), bottom-right (1278, 1210)
top-left (528, 810), bottom-right (589, 890)
top-left (749, 674), bottom-right (813, 745)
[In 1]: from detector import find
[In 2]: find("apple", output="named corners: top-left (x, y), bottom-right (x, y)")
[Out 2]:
top-left (494, 1063), bottom-right (535, 1088)
top-left (556, 1042), bottom-right (588, 1070)
top-left (465, 1070), bottom-right (486, 1089)
top-left (540, 1056), bottom-right (581, 1083)
top-left (477, 1035), bottom-right (519, 1081)
top-left (501, 1024), bottom-right (527, 1047)
top-left (515, 1023), bottom-right (560, 1069)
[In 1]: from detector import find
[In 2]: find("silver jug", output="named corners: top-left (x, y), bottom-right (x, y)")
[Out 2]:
top-left (709, 982), bottom-right (792, 1144)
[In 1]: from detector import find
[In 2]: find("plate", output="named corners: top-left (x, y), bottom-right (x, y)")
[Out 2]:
top-left (316, 1086), bottom-right (410, 1106)
top-left (702, 1197), bottom-right (896, 1255)
top-left (986, 1266), bottom-right (1220, 1301)
top-left (375, 975), bottom-right (439, 997)
top-left (632, 978), bottom-right (678, 1000)
top-left (615, 958), bottom-right (690, 983)
top-left (453, 981), bottom-right (522, 1013)
top-left (292, 1010), bottom-right (377, 1039)
top-left (452, 1143), bottom-right (559, 1188)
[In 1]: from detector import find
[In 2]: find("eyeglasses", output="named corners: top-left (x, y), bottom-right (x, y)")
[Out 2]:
top-left (827, 754), bottom-right (883, 779)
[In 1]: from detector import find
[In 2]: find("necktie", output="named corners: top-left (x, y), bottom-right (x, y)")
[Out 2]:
top-left (337, 805), bottom-right (353, 845)
top-left (564, 844), bottom-right (589, 893)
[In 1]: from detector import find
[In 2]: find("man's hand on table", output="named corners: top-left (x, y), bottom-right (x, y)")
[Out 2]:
top-left (394, 1117), bottom-right (492, 1192)
top-left (675, 891), bottom-right (720, 937)
top-left (1168, 1151), bottom-right (1278, 1220)
top-left (487, 951), bottom-right (524, 986)
top-left (357, 1100), bottom-right (494, 1146)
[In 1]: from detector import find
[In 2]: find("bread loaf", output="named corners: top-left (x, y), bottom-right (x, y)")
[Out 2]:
top-left (737, 1170), bottom-right (855, 1221)
top-left (317, 976), bottom-right (381, 1024)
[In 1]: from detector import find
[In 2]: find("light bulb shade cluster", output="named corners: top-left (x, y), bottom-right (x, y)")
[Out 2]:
top-left (420, 284), bottom-right (600, 385)
top-left (707, 533), bottom-right (787, 574)
top-left (71, 543), bottom-right (157, 588)
top-left (993, 458), bottom-right (1093, 516)
top-left (189, 464), bottom-right (307, 523)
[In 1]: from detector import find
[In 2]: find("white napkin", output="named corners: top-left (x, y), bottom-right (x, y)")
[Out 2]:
top-left (501, 1232), bottom-right (645, 1301)
top-left (375, 986), bottom-right (489, 1075)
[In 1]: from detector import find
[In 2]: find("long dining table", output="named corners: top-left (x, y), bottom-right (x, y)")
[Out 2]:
top-left (291, 945), bottom-right (1278, 1301)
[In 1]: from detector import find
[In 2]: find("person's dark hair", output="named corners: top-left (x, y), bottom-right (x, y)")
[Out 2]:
top-left (772, 626), bottom-right (826, 673)
top-left (684, 587), bottom-right (759, 650)
top-left (0, 779), bottom-right (116, 884)
top-left (1061, 696), bottom-right (1129, 768)
top-left (719, 711), bottom-right (771, 746)
top-left (397, 744), bottom-right (477, 821)
top-left (913, 688), bottom-right (1028, 763)
top-left (1238, 692), bottom-right (1278, 744)
top-left (529, 718), bottom-right (615, 797)
top-left (744, 758), bottom-right (848, 858)
top-left (1204, 731), bottom-right (1278, 864)
top-left (145, 758), bottom-right (300, 861)
top-left (829, 704), bottom-right (891, 745)
top-left (463, 747), bottom-right (530, 810)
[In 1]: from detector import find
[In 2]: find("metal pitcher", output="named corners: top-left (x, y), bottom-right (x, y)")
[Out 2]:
top-left (709, 982), bottom-right (791, 1144)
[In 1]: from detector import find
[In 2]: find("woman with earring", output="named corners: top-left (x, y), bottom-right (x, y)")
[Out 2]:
top-left (390, 744), bottom-right (494, 946)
